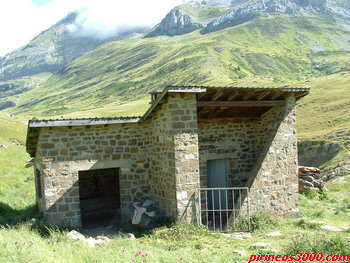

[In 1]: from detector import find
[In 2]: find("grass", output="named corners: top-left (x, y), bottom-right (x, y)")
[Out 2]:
top-left (296, 72), bottom-right (350, 139)
top-left (0, 113), bottom-right (35, 225)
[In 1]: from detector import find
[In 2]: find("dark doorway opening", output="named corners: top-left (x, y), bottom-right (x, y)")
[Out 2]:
top-left (78, 168), bottom-right (120, 229)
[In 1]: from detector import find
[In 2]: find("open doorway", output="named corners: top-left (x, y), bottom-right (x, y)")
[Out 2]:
top-left (78, 168), bottom-right (120, 229)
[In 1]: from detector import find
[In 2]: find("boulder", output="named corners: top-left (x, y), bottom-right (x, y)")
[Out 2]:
top-left (298, 166), bottom-right (327, 193)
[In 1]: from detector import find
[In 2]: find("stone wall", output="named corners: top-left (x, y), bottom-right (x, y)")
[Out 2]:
top-left (198, 96), bottom-right (299, 217)
top-left (34, 152), bottom-right (46, 214)
top-left (148, 93), bottom-right (200, 222)
top-left (171, 94), bottom-right (200, 223)
top-left (247, 95), bottom-right (299, 216)
top-left (35, 123), bottom-right (151, 227)
top-left (148, 96), bottom-right (177, 217)
top-left (198, 121), bottom-right (257, 188)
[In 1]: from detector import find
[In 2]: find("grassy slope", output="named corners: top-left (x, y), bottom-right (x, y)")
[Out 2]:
top-left (296, 72), bottom-right (350, 139)
top-left (0, 113), bottom-right (34, 224)
top-left (6, 14), bottom-right (350, 117)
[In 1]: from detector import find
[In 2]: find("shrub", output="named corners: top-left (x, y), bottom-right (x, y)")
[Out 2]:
top-left (303, 189), bottom-right (329, 201)
top-left (230, 211), bottom-right (278, 232)
top-left (284, 234), bottom-right (350, 255)
top-left (250, 211), bottom-right (278, 231)
top-left (304, 189), bottom-right (320, 200)
top-left (295, 218), bottom-right (321, 230)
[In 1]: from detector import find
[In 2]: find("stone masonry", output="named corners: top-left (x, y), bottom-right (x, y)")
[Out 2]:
top-left (28, 87), bottom-right (308, 228)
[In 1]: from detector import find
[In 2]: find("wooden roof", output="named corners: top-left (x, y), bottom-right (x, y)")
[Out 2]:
top-left (195, 87), bottom-right (308, 120)
top-left (26, 86), bottom-right (309, 157)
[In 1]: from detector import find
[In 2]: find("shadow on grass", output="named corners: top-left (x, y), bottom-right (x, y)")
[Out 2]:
top-left (0, 202), bottom-right (37, 226)
top-left (0, 202), bottom-right (62, 237)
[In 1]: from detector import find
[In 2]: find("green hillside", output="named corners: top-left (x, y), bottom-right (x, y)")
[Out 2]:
top-left (0, 113), bottom-right (34, 224)
top-left (5, 14), bottom-right (350, 117)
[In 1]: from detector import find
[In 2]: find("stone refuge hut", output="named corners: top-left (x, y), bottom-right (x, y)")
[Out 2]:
top-left (26, 86), bottom-right (309, 229)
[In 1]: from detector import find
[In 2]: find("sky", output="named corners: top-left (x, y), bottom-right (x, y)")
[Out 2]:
top-left (0, 0), bottom-right (188, 56)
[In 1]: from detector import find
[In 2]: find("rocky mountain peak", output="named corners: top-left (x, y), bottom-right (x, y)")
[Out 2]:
top-left (201, 0), bottom-right (350, 34)
top-left (145, 8), bottom-right (203, 37)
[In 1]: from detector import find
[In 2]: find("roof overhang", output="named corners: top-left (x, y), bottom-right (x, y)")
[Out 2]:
top-left (26, 86), bottom-right (309, 157)
top-left (194, 86), bottom-right (309, 120)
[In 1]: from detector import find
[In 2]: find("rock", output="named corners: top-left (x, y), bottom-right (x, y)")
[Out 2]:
top-left (201, 0), bottom-right (349, 34)
top-left (298, 166), bottom-right (327, 193)
top-left (85, 237), bottom-right (104, 248)
top-left (309, 220), bottom-right (326, 225)
top-left (125, 233), bottom-right (136, 239)
top-left (266, 231), bottom-right (282, 237)
top-left (320, 225), bottom-right (343, 232)
top-left (0, 144), bottom-right (8, 148)
top-left (250, 242), bottom-right (270, 249)
top-left (232, 232), bottom-right (253, 240)
top-left (145, 8), bottom-right (203, 37)
top-left (67, 230), bottom-right (86, 241)
top-left (299, 166), bottom-right (321, 173)
top-left (233, 250), bottom-right (246, 257)
top-left (96, 236), bottom-right (111, 243)
top-left (67, 230), bottom-right (112, 247)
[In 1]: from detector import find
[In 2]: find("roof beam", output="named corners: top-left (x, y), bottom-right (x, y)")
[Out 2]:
top-left (242, 90), bottom-right (254, 101)
top-left (227, 90), bottom-right (239, 101)
top-left (295, 91), bottom-right (309, 98)
top-left (197, 92), bottom-right (207, 100)
top-left (197, 107), bottom-right (207, 115)
top-left (198, 117), bottom-right (260, 123)
top-left (256, 90), bottom-right (270, 101)
top-left (29, 118), bottom-right (142, 128)
top-left (270, 91), bottom-right (283, 100)
top-left (197, 100), bottom-right (285, 107)
top-left (211, 90), bottom-right (224, 101)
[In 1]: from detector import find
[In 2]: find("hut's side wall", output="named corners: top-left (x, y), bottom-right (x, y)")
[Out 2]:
top-left (35, 123), bottom-right (151, 227)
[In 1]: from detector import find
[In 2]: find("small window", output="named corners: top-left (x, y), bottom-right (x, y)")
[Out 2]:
top-left (35, 169), bottom-right (42, 198)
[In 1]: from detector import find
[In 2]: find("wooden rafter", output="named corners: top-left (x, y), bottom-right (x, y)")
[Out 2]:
top-left (242, 90), bottom-right (254, 101)
top-left (227, 90), bottom-right (239, 101)
top-left (270, 91), bottom-right (283, 100)
top-left (197, 92), bottom-right (207, 100)
top-left (256, 90), bottom-right (270, 101)
top-left (197, 100), bottom-right (286, 107)
top-left (211, 90), bottom-right (224, 101)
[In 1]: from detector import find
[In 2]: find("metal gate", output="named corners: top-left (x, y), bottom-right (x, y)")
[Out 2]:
top-left (198, 187), bottom-right (250, 232)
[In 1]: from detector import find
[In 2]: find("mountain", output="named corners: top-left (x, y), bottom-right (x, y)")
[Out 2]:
top-left (202, 0), bottom-right (350, 33)
top-left (0, 13), bottom-right (102, 82)
top-left (0, 11), bottom-right (149, 92)
top-left (145, 8), bottom-right (204, 37)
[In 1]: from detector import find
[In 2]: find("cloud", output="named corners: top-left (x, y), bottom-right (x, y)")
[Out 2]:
top-left (66, 0), bottom-right (186, 39)
top-left (0, 0), bottom-right (186, 56)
